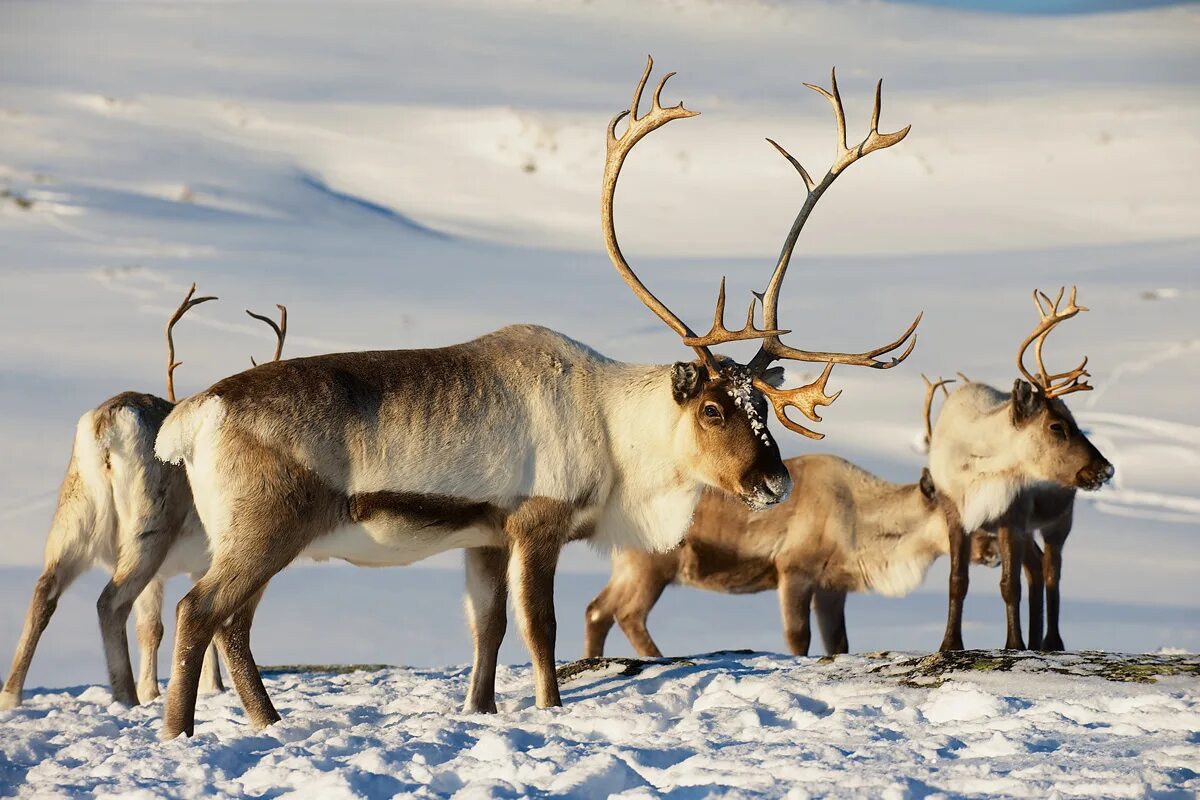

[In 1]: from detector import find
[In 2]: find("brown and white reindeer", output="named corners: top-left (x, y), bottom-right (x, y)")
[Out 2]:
top-left (939, 379), bottom-right (1076, 651)
top-left (0, 290), bottom-right (289, 710)
top-left (928, 287), bottom-right (1112, 652)
top-left (583, 377), bottom-right (996, 659)
top-left (152, 58), bottom-right (922, 738)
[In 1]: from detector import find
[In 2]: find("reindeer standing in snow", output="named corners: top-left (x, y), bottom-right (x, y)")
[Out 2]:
top-left (0, 289), bottom-right (288, 709)
top-left (584, 378), bottom-right (999, 659)
top-left (153, 58), bottom-right (922, 738)
top-left (928, 288), bottom-right (1111, 651)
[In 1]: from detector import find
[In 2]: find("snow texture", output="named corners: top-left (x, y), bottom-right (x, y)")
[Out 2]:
top-left (2, 652), bottom-right (1197, 798)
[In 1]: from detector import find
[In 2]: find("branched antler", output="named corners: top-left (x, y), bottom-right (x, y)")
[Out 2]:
top-left (751, 362), bottom-right (840, 439)
top-left (246, 304), bottom-right (288, 366)
top-left (747, 68), bottom-right (919, 376)
top-left (921, 374), bottom-right (956, 444)
top-left (165, 283), bottom-right (217, 403)
top-left (1016, 286), bottom-right (1092, 399)
top-left (601, 58), bottom-right (921, 438)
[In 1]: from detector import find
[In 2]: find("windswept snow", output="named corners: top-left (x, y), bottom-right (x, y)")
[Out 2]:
top-left (2, 652), bottom-right (1198, 798)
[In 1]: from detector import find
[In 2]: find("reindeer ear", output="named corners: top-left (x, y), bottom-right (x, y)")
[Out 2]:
top-left (1011, 379), bottom-right (1042, 423)
top-left (919, 468), bottom-right (937, 500)
top-left (671, 362), bottom-right (704, 404)
top-left (760, 366), bottom-right (786, 389)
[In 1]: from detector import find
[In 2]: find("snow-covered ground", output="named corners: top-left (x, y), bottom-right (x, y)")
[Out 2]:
top-left (1, 0), bottom-right (1198, 795)
top-left (4, 651), bottom-right (1199, 797)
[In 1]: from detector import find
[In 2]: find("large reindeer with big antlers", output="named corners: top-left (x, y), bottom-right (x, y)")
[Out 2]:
top-left (584, 377), bottom-right (997, 659)
top-left (153, 57), bottom-right (919, 738)
top-left (928, 287), bottom-right (1112, 651)
top-left (0, 289), bottom-right (289, 710)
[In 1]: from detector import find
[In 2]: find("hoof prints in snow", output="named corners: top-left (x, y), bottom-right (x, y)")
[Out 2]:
top-left (2, 651), bottom-right (1197, 798)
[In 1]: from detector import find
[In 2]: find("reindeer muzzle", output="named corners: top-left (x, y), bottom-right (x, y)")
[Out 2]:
top-left (741, 471), bottom-right (792, 511)
top-left (1076, 460), bottom-right (1115, 491)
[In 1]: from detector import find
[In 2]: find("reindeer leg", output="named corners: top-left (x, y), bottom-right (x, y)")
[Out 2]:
top-left (133, 578), bottom-right (165, 703)
top-left (98, 530), bottom-right (174, 707)
top-left (939, 522), bottom-right (970, 652)
top-left (1023, 538), bottom-right (1045, 651)
top-left (778, 569), bottom-right (815, 656)
top-left (1, 561), bottom-right (84, 709)
top-left (814, 588), bottom-right (849, 655)
top-left (1041, 513), bottom-right (1071, 651)
top-left (614, 576), bottom-right (668, 659)
top-left (509, 538), bottom-right (561, 708)
top-left (463, 547), bottom-right (509, 713)
top-left (164, 557), bottom-right (287, 738)
top-left (187, 572), bottom-right (225, 696)
top-left (214, 586), bottom-right (276, 729)
top-left (997, 524), bottom-right (1026, 650)
top-left (198, 643), bottom-right (225, 695)
top-left (583, 584), bottom-right (616, 659)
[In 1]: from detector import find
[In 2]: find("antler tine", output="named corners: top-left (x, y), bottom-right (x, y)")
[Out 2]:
top-left (246, 304), bottom-right (288, 366)
top-left (751, 362), bottom-right (841, 440)
top-left (603, 56), bottom-right (718, 371)
top-left (921, 374), bottom-right (956, 444)
top-left (165, 282), bottom-right (217, 403)
top-left (747, 69), bottom-right (917, 381)
top-left (681, 278), bottom-right (792, 348)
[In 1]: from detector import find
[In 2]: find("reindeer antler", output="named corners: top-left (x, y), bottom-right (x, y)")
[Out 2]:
top-left (602, 58), bottom-right (921, 438)
top-left (746, 69), bottom-right (920, 377)
top-left (165, 283), bottom-right (217, 403)
top-left (921, 373), bottom-right (956, 445)
top-left (1016, 286), bottom-right (1092, 399)
top-left (246, 304), bottom-right (288, 366)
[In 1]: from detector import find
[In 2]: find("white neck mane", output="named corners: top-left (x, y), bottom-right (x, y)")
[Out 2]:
top-left (592, 364), bottom-right (702, 553)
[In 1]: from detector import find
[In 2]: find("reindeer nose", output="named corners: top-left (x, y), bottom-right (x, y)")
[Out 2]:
top-left (1101, 463), bottom-right (1115, 483)
top-left (763, 471), bottom-right (793, 504)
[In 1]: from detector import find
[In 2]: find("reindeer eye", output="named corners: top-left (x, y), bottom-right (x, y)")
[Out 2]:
top-left (1048, 421), bottom-right (1068, 438)
top-left (703, 403), bottom-right (723, 420)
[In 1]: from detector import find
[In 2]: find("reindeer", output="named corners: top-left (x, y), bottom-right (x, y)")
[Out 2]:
top-left (152, 58), bottom-right (921, 738)
top-left (942, 377), bottom-right (1076, 651)
top-left (928, 287), bottom-right (1112, 651)
top-left (0, 290), bottom-right (289, 710)
top-left (584, 377), bottom-right (996, 659)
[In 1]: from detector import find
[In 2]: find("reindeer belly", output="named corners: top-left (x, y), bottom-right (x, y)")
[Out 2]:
top-left (678, 540), bottom-right (779, 594)
top-left (303, 490), bottom-right (506, 567)
top-left (303, 520), bottom-right (502, 567)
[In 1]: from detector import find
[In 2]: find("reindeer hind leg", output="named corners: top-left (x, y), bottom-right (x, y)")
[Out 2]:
top-left (1, 560), bottom-right (85, 709)
top-left (133, 578), bottom-right (165, 703)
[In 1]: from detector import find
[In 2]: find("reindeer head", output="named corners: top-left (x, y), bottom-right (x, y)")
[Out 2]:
top-left (1011, 287), bottom-right (1114, 491)
top-left (603, 57), bottom-right (922, 509)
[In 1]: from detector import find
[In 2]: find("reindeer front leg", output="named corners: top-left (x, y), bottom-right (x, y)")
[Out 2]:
top-left (939, 521), bottom-right (970, 652)
top-left (463, 547), bottom-right (509, 713)
top-left (778, 569), bottom-right (815, 656)
top-left (1023, 537), bottom-right (1045, 650)
top-left (997, 524), bottom-right (1026, 650)
top-left (505, 500), bottom-right (568, 708)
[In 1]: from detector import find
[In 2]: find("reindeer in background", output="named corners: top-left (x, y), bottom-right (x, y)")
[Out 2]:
top-left (0, 289), bottom-right (288, 709)
top-left (585, 377), bottom-right (996, 659)
top-left (928, 287), bottom-right (1111, 651)
top-left (935, 372), bottom-right (1076, 651)
top-left (152, 58), bottom-right (921, 738)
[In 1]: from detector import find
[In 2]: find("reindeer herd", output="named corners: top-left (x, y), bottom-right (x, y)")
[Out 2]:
top-left (0, 59), bottom-right (1113, 740)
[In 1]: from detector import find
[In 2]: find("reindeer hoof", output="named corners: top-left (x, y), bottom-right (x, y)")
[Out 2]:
top-left (0, 691), bottom-right (21, 710)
